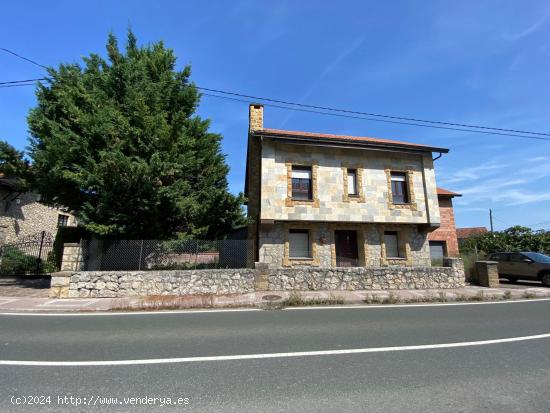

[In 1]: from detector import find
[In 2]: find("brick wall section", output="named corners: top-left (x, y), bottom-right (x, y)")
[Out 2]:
top-left (428, 195), bottom-right (459, 256)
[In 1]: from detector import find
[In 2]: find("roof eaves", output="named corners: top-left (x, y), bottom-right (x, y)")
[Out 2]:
top-left (253, 130), bottom-right (449, 154)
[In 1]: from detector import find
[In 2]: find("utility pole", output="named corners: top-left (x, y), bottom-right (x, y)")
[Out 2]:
top-left (489, 209), bottom-right (494, 233)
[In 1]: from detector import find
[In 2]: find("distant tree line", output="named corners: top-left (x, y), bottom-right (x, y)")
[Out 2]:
top-left (462, 226), bottom-right (550, 256)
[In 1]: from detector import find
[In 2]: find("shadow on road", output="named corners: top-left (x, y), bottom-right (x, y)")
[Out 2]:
top-left (499, 279), bottom-right (547, 289)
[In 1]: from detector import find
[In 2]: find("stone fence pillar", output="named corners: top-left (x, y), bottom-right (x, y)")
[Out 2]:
top-left (254, 262), bottom-right (269, 291)
top-left (49, 272), bottom-right (70, 298)
top-left (61, 242), bottom-right (83, 271)
top-left (475, 261), bottom-right (499, 287)
top-left (443, 257), bottom-right (464, 270)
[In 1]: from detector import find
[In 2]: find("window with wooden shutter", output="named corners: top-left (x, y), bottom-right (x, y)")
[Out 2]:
top-left (384, 231), bottom-right (400, 258)
top-left (289, 229), bottom-right (310, 258)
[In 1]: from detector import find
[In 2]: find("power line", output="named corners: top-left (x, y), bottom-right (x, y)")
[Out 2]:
top-left (0, 48), bottom-right (48, 69)
top-left (198, 86), bottom-right (550, 139)
top-left (0, 82), bottom-right (37, 89)
top-left (0, 77), bottom-right (47, 85)
top-left (525, 220), bottom-right (550, 228)
top-left (201, 93), bottom-right (550, 142)
top-left (4, 78), bottom-right (550, 142)
top-left (1, 47), bottom-right (550, 141)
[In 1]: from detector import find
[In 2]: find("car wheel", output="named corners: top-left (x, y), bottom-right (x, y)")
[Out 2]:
top-left (541, 273), bottom-right (550, 287)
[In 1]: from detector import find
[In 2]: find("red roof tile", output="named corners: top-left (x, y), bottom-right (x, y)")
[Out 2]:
top-left (256, 128), bottom-right (449, 153)
top-left (456, 227), bottom-right (488, 239)
top-left (437, 187), bottom-right (461, 197)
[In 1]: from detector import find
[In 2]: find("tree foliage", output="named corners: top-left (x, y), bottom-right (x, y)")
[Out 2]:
top-left (28, 31), bottom-right (245, 239)
top-left (0, 140), bottom-right (33, 191)
top-left (463, 226), bottom-right (550, 255)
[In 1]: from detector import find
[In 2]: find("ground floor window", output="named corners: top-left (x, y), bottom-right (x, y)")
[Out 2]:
top-left (289, 229), bottom-right (311, 259)
top-left (429, 241), bottom-right (447, 266)
top-left (57, 214), bottom-right (69, 227)
top-left (384, 231), bottom-right (400, 258)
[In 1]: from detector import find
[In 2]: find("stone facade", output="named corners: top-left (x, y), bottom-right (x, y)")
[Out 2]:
top-left (259, 222), bottom-right (431, 269)
top-left (428, 194), bottom-right (460, 257)
top-left (259, 140), bottom-right (440, 225)
top-left (0, 188), bottom-right (77, 244)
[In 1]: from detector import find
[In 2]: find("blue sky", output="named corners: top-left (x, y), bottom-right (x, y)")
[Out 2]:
top-left (1, 1), bottom-right (549, 231)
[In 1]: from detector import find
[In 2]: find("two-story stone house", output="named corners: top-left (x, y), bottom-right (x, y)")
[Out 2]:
top-left (245, 104), bottom-right (453, 269)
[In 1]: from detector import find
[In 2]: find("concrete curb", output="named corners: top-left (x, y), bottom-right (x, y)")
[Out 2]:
top-left (0, 285), bottom-right (549, 313)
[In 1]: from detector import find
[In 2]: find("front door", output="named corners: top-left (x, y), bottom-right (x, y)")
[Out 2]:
top-left (335, 230), bottom-right (359, 267)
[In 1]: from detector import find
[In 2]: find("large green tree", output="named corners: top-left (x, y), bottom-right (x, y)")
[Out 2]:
top-left (28, 31), bottom-right (244, 239)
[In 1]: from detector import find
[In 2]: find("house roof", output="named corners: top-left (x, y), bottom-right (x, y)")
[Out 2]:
top-left (253, 128), bottom-right (449, 154)
top-left (436, 187), bottom-right (461, 197)
top-left (0, 174), bottom-right (20, 190)
top-left (456, 227), bottom-right (488, 239)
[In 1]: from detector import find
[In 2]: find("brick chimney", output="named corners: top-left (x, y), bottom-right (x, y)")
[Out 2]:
top-left (249, 104), bottom-right (264, 131)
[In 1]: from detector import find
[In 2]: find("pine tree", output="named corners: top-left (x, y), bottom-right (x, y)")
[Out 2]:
top-left (0, 140), bottom-right (33, 191)
top-left (28, 31), bottom-right (244, 239)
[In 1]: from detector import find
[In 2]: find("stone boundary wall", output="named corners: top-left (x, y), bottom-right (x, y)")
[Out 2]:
top-left (51, 269), bottom-right (256, 298)
top-left (50, 258), bottom-right (464, 298)
top-left (268, 265), bottom-right (464, 291)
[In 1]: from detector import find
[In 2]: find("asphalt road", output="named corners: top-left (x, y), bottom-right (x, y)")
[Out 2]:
top-left (1, 300), bottom-right (550, 412)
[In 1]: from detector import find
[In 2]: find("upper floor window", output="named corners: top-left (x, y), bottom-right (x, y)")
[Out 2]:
top-left (347, 169), bottom-right (358, 196)
top-left (291, 166), bottom-right (312, 200)
top-left (57, 214), bottom-right (69, 227)
top-left (390, 172), bottom-right (409, 204)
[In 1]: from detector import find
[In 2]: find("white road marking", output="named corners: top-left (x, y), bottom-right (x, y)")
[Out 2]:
top-left (1, 332), bottom-right (549, 366)
top-left (285, 297), bottom-right (550, 311)
top-left (1, 297), bottom-right (550, 316)
top-left (0, 307), bottom-right (263, 316)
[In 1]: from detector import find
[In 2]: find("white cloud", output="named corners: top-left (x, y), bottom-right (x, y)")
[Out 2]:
top-left (438, 162), bottom-right (509, 184)
top-left (502, 6), bottom-right (550, 41)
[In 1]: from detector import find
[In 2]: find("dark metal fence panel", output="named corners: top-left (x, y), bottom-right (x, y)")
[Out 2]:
top-left (0, 231), bottom-right (59, 276)
top-left (80, 239), bottom-right (254, 271)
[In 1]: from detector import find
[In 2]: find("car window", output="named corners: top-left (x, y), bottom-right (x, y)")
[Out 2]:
top-left (510, 253), bottom-right (524, 263)
top-left (523, 252), bottom-right (550, 263)
top-left (491, 253), bottom-right (507, 261)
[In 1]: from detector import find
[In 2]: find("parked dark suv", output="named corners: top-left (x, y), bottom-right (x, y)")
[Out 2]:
top-left (488, 252), bottom-right (550, 286)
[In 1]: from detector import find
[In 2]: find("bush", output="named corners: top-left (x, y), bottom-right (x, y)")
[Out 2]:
top-left (0, 246), bottom-right (57, 275)
top-left (463, 226), bottom-right (550, 256)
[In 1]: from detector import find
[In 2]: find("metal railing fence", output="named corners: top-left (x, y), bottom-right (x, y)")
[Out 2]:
top-left (80, 239), bottom-right (254, 271)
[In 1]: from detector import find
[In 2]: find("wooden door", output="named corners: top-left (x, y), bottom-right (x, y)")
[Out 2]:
top-left (335, 230), bottom-right (359, 267)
